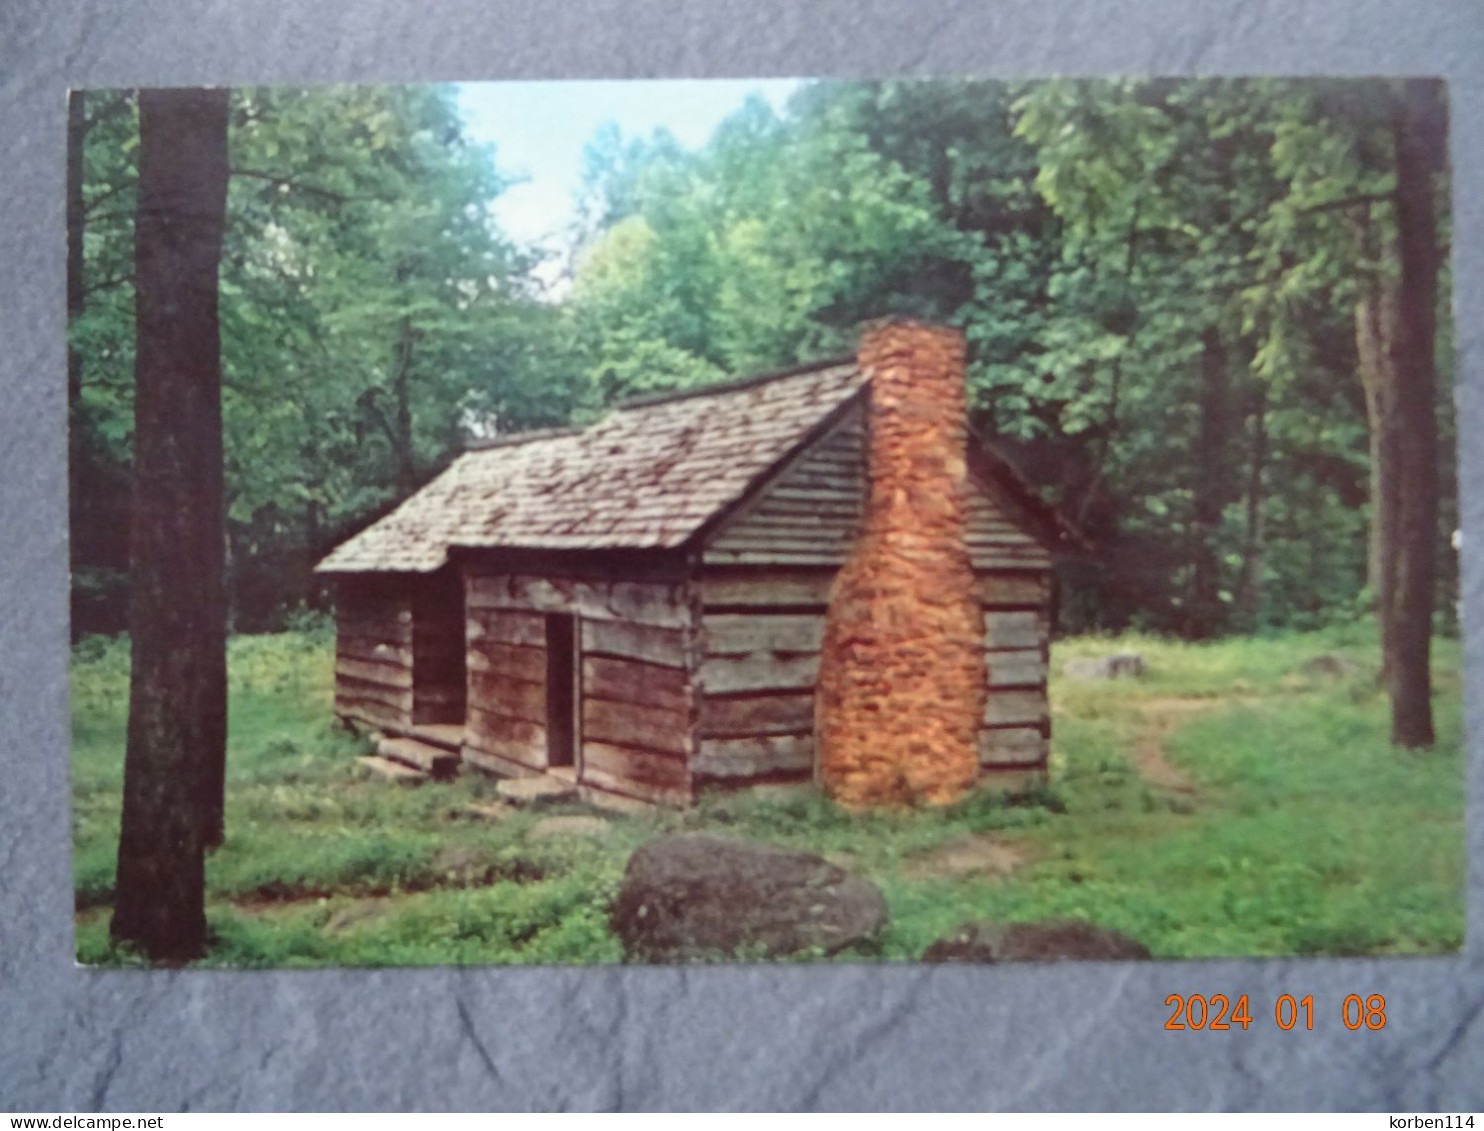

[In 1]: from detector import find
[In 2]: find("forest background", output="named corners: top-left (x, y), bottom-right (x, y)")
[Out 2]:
top-left (68, 79), bottom-right (1457, 647)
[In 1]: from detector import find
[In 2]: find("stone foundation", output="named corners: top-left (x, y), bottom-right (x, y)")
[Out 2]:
top-left (816, 321), bottom-right (986, 807)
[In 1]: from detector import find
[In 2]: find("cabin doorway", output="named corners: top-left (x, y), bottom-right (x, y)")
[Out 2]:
top-left (545, 613), bottom-right (579, 769)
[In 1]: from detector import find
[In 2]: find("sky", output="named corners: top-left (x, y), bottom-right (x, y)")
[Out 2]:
top-left (456, 79), bottom-right (803, 261)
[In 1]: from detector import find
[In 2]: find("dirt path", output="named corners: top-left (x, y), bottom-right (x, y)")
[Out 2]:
top-left (1128, 697), bottom-right (1220, 796)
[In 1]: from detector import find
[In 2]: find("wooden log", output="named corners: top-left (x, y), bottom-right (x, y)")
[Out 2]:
top-left (466, 575), bottom-right (689, 628)
top-left (336, 636), bottom-right (415, 667)
top-left (465, 709), bottom-right (546, 769)
top-left (336, 698), bottom-right (407, 732)
top-left (985, 649), bottom-right (1048, 688)
top-left (983, 690), bottom-right (1048, 727)
top-left (581, 740), bottom-right (690, 794)
top-left (462, 744), bottom-right (543, 779)
top-left (699, 572), bottom-right (834, 608)
top-left (702, 613), bottom-right (825, 655)
top-left (466, 606), bottom-right (547, 647)
top-left (698, 692), bottom-right (814, 738)
top-left (693, 734), bottom-right (815, 778)
top-left (335, 656), bottom-right (413, 690)
top-left (334, 675), bottom-right (413, 711)
top-left (336, 616), bottom-right (413, 645)
top-left (468, 671), bottom-right (546, 725)
top-left (706, 536), bottom-right (852, 556)
top-left (973, 573), bottom-right (1049, 607)
top-left (582, 656), bottom-right (690, 714)
top-left (467, 641), bottom-right (546, 682)
top-left (978, 726), bottom-right (1048, 767)
top-left (699, 651), bottom-right (820, 695)
top-left (983, 610), bottom-right (1044, 650)
top-left (704, 550), bottom-right (848, 567)
top-left (582, 696), bottom-right (690, 757)
top-left (581, 619), bottom-right (687, 669)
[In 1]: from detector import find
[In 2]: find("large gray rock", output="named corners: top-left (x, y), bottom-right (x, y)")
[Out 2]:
top-left (1063, 653), bottom-right (1146, 681)
top-left (611, 835), bottom-right (888, 962)
top-left (922, 918), bottom-right (1152, 963)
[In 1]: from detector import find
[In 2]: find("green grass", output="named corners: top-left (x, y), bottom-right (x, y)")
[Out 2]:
top-left (72, 623), bottom-right (1465, 966)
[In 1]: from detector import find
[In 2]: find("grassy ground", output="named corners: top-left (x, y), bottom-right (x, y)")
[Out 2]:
top-left (71, 622), bottom-right (1465, 966)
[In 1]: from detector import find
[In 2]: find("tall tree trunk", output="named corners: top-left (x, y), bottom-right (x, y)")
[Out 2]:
top-left (393, 316), bottom-right (416, 496)
top-left (1186, 326), bottom-right (1229, 639)
top-left (1382, 79), bottom-right (1446, 748)
top-left (1236, 380), bottom-right (1268, 630)
top-left (111, 88), bottom-right (231, 961)
top-left (1355, 276), bottom-right (1401, 684)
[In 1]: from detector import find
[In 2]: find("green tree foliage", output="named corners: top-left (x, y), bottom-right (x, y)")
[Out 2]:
top-left (70, 85), bottom-right (584, 633)
top-left (70, 80), bottom-right (1454, 657)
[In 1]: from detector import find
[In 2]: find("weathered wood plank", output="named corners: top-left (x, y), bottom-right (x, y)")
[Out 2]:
top-left (467, 640), bottom-right (546, 683)
top-left (704, 550), bottom-right (848, 567)
top-left (978, 726), bottom-right (1048, 767)
top-left (582, 656), bottom-right (689, 714)
top-left (582, 740), bottom-right (691, 794)
top-left (334, 675), bottom-right (413, 710)
top-left (466, 575), bottom-right (690, 628)
top-left (462, 744), bottom-right (543, 779)
top-left (983, 690), bottom-right (1048, 727)
top-left (582, 619), bottom-right (687, 669)
top-left (582, 697), bottom-right (690, 757)
top-left (971, 546), bottom-right (1051, 570)
top-left (703, 612), bottom-right (825, 655)
top-left (708, 536), bottom-right (853, 556)
top-left (699, 573), bottom-right (834, 608)
top-left (337, 636), bottom-right (415, 667)
top-left (693, 734), bottom-right (815, 778)
top-left (335, 656), bottom-right (413, 690)
top-left (336, 698), bottom-right (407, 732)
top-left (466, 709), bottom-right (546, 768)
top-left (973, 573), bottom-right (1049, 607)
top-left (468, 671), bottom-right (546, 725)
top-left (698, 692), bottom-right (814, 738)
top-left (466, 607), bottom-right (547, 647)
top-left (699, 651), bottom-right (820, 695)
top-left (984, 610), bottom-right (1045, 650)
top-left (985, 649), bottom-right (1048, 688)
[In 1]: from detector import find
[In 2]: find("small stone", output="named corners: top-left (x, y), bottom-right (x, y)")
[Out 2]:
top-left (496, 776), bottom-right (578, 807)
top-left (1063, 653), bottom-right (1146, 681)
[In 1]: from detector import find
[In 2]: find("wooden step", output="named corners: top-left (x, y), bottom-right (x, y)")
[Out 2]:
top-left (410, 723), bottom-right (465, 752)
top-left (495, 775), bottom-right (579, 808)
top-left (357, 755), bottom-right (427, 786)
top-left (375, 735), bottom-right (460, 780)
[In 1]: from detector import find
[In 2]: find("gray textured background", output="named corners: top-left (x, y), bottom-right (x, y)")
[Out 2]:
top-left (2, 0), bottom-right (1481, 1111)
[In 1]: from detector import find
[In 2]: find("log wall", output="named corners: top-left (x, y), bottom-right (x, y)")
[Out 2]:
top-left (411, 569), bottom-right (466, 726)
top-left (462, 570), bottom-right (696, 803)
top-left (334, 576), bottom-right (415, 733)
top-left (703, 404), bottom-right (865, 567)
top-left (693, 568), bottom-right (830, 787)
top-left (976, 570), bottom-right (1052, 772)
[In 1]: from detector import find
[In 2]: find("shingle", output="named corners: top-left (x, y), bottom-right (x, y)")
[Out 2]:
top-left (315, 360), bottom-right (866, 574)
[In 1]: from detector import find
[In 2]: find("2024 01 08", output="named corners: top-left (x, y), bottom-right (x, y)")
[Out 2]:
top-left (1164, 993), bottom-right (1387, 1030)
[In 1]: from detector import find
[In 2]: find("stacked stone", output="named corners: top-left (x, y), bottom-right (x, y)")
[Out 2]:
top-left (816, 320), bottom-right (986, 807)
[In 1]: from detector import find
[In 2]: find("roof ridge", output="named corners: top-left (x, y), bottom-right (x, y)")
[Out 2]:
top-left (613, 354), bottom-right (859, 411)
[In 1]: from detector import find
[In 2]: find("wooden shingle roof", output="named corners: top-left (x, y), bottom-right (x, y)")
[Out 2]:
top-left (316, 359), bottom-right (867, 574)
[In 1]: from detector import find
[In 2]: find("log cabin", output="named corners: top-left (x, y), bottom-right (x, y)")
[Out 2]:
top-left (316, 320), bottom-right (1078, 806)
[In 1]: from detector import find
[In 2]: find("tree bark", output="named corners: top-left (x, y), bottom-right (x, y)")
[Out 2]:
top-left (1382, 79), bottom-right (1446, 748)
top-left (1355, 275), bottom-right (1400, 683)
top-left (393, 316), bottom-right (417, 496)
top-left (1186, 326), bottom-right (1229, 639)
top-left (111, 88), bottom-right (231, 961)
top-left (1236, 380), bottom-right (1268, 630)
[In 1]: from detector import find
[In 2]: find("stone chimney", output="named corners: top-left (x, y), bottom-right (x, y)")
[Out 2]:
top-left (816, 320), bottom-right (985, 807)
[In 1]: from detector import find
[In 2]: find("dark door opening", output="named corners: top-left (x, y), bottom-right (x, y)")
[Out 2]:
top-left (545, 613), bottom-right (577, 768)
